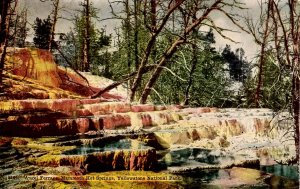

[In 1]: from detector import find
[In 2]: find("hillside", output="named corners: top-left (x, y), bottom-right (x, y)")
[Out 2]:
top-left (1, 48), bottom-right (125, 101)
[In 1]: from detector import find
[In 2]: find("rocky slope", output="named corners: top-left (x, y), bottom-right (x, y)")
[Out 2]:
top-left (1, 48), bottom-right (125, 100)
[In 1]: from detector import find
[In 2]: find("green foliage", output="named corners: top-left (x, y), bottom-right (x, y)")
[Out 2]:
top-left (74, 7), bottom-right (112, 72)
top-left (222, 45), bottom-right (250, 82)
top-left (58, 3), bottom-right (111, 73)
top-left (33, 16), bottom-right (52, 49)
top-left (153, 48), bottom-right (230, 106)
top-left (108, 20), bottom-right (149, 80)
top-left (189, 50), bottom-right (231, 107)
top-left (90, 29), bottom-right (112, 76)
top-left (150, 30), bottom-right (232, 107)
top-left (242, 51), bottom-right (291, 110)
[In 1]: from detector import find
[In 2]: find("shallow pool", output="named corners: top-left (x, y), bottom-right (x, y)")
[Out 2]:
top-left (63, 139), bottom-right (150, 155)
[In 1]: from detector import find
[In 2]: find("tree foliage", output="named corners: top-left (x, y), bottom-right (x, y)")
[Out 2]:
top-left (222, 45), bottom-right (249, 83)
top-left (93, 0), bottom-right (252, 104)
top-left (33, 16), bottom-right (52, 49)
top-left (58, 2), bottom-right (111, 73)
top-left (150, 29), bottom-right (232, 107)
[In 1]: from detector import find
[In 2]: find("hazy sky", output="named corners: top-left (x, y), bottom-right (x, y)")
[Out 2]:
top-left (21, 0), bottom-right (261, 59)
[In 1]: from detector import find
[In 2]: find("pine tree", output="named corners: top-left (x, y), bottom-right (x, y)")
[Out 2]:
top-left (58, 4), bottom-right (111, 73)
top-left (222, 45), bottom-right (249, 82)
top-left (33, 16), bottom-right (52, 49)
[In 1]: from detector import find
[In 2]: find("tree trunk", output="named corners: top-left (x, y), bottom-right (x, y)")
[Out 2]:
top-left (134, 0), bottom-right (140, 70)
top-left (290, 0), bottom-right (299, 163)
top-left (255, 0), bottom-right (271, 107)
top-left (83, 0), bottom-right (90, 72)
top-left (130, 0), bottom-right (184, 101)
top-left (291, 3), bottom-right (299, 161)
top-left (140, 38), bottom-right (185, 104)
top-left (130, 35), bottom-right (157, 101)
top-left (91, 65), bottom-right (156, 99)
top-left (19, 8), bottom-right (27, 47)
top-left (139, 0), bottom-right (222, 103)
top-left (49, 0), bottom-right (60, 51)
top-left (150, 0), bottom-right (156, 32)
top-left (0, 0), bottom-right (11, 85)
top-left (0, 39), bottom-right (8, 85)
top-left (150, 0), bottom-right (157, 70)
top-left (0, 0), bottom-right (9, 45)
top-left (11, 14), bottom-right (19, 47)
top-left (125, 0), bottom-right (131, 69)
top-left (292, 74), bottom-right (299, 162)
top-left (183, 43), bottom-right (197, 105)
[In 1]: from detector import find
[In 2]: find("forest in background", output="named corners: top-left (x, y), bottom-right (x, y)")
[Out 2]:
top-left (0, 0), bottom-right (299, 160)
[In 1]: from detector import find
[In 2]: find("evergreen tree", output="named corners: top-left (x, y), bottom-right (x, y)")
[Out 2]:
top-left (242, 50), bottom-right (291, 110)
top-left (222, 45), bottom-right (249, 82)
top-left (33, 16), bottom-right (52, 49)
top-left (151, 29), bottom-right (231, 106)
top-left (58, 5), bottom-right (111, 73)
top-left (90, 29), bottom-right (112, 76)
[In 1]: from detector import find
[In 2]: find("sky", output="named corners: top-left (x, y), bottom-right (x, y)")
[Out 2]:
top-left (20, 0), bottom-right (261, 60)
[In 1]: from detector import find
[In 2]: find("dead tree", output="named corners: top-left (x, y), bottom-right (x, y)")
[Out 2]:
top-left (284, 0), bottom-right (299, 163)
top-left (0, 0), bottom-right (10, 45)
top-left (139, 0), bottom-right (248, 103)
top-left (0, 0), bottom-right (10, 85)
top-left (183, 42), bottom-right (197, 105)
top-left (130, 0), bottom-right (185, 101)
top-left (125, 0), bottom-right (132, 69)
top-left (267, 0), bottom-right (299, 162)
top-left (9, 7), bottom-right (27, 47)
top-left (49, 0), bottom-right (60, 51)
top-left (19, 8), bottom-right (27, 47)
top-left (0, 0), bottom-right (17, 85)
top-left (82, 0), bottom-right (91, 72)
top-left (254, 0), bottom-right (272, 107)
top-left (133, 0), bottom-right (140, 69)
top-left (92, 0), bottom-right (248, 102)
top-left (246, 0), bottom-right (299, 162)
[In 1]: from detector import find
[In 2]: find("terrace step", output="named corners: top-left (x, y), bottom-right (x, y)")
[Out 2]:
top-left (0, 98), bottom-right (277, 138)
